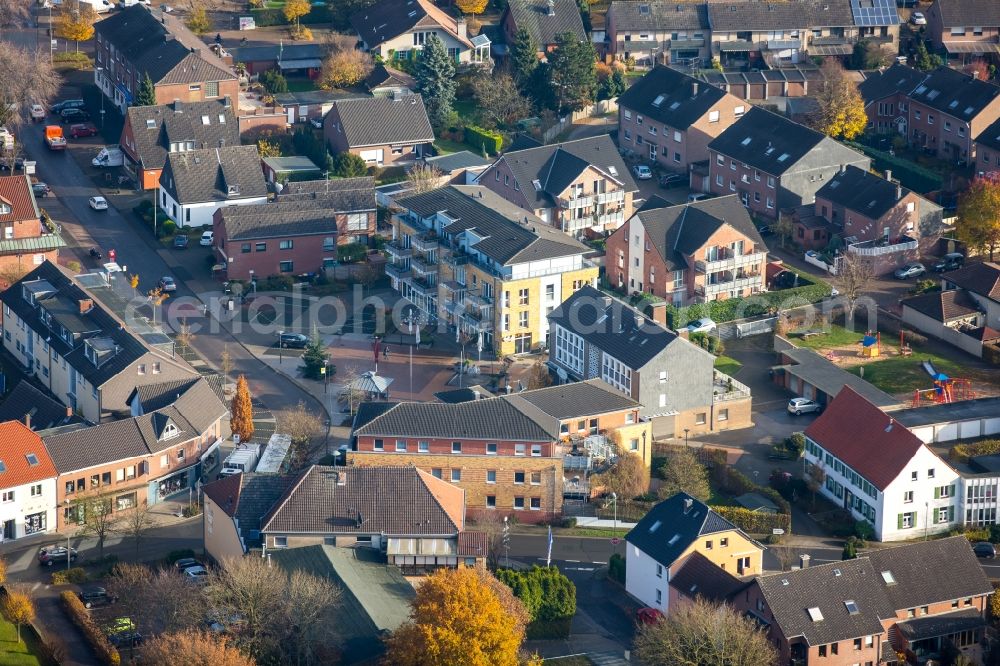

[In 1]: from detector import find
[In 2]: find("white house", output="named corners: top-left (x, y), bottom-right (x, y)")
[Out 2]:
top-left (158, 145), bottom-right (267, 229)
top-left (0, 421), bottom-right (58, 541)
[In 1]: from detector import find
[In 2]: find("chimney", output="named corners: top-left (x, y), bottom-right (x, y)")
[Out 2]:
top-left (885, 169), bottom-right (892, 183)
top-left (839, 163), bottom-right (846, 174)
top-left (691, 82), bottom-right (699, 97)
top-left (223, 95), bottom-right (232, 108)
top-left (173, 99), bottom-right (182, 112)
top-left (23, 413), bottom-right (30, 430)
top-left (799, 554), bottom-right (811, 569)
top-left (683, 498), bottom-right (693, 514)
top-left (896, 184), bottom-right (902, 200)
top-left (78, 298), bottom-right (93, 314)
top-left (65, 406), bottom-right (73, 419)
top-left (972, 70), bottom-right (980, 80)
top-left (456, 17), bottom-right (467, 39)
top-left (547, 0), bottom-right (554, 15)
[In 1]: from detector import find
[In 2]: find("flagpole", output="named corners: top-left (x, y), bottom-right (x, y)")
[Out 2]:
top-left (409, 344), bottom-right (413, 398)
top-left (546, 524), bottom-right (553, 568)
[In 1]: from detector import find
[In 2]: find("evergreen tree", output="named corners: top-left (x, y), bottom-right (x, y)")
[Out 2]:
top-left (230, 375), bottom-right (255, 444)
top-left (135, 73), bottom-right (157, 106)
top-left (546, 32), bottom-right (597, 113)
top-left (300, 333), bottom-right (329, 380)
top-left (331, 152), bottom-right (368, 177)
top-left (414, 34), bottom-right (457, 129)
top-left (509, 28), bottom-right (538, 89)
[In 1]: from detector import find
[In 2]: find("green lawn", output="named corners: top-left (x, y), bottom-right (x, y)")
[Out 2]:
top-left (453, 98), bottom-right (478, 121)
top-left (0, 614), bottom-right (43, 666)
top-left (433, 138), bottom-right (472, 155)
top-left (714, 355), bottom-right (743, 377)
top-left (788, 324), bottom-right (887, 352)
top-left (284, 78), bottom-right (317, 93)
top-left (846, 354), bottom-right (968, 395)
top-left (562, 527), bottom-right (630, 538)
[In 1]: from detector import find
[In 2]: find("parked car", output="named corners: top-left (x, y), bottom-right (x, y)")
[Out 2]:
top-left (279, 332), bottom-right (309, 349)
top-left (658, 173), bottom-right (685, 188)
top-left (773, 270), bottom-right (800, 289)
top-left (973, 542), bottom-right (996, 559)
top-left (632, 164), bottom-right (653, 180)
top-left (687, 318), bottom-right (717, 333)
top-left (78, 586), bottom-right (114, 609)
top-left (637, 607), bottom-right (664, 625)
top-left (894, 262), bottom-right (926, 279)
top-left (50, 99), bottom-right (85, 115)
top-left (69, 122), bottom-right (98, 138)
top-left (38, 546), bottom-right (78, 566)
top-left (911, 11), bottom-right (926, 24)
top-left (29, 104), bottom-right (45, 122)
top-left (108, 630), bottom-right (143, 648)
top-left (60, 108), bottom-right (91, 124)
top-left (183, 565), bottom-right (209, 584)
top-left (88, 196), bottom-right (109, 211)
top-left (200, 231), bottom-right (214, 246)
top-left (932, 252), bottom-right (964, 273)
top-left (158, 276), bottom-right (176, 292)
top-left (172, 234), bottom-right (189, 249)
top-left (32, 182), bottom-right (50, 197)
top-left (788, 397), bottom-right (822, 416)
top-left (174, 557), bottom-right (202, 571)
top-left (309, 117), bottom-right (323, 129)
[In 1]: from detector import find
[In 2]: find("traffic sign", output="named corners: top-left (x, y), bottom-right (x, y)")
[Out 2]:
top-left (772, 528), bottom-right (785, 536)
top-left (610, 537), bottom-right (621, 545)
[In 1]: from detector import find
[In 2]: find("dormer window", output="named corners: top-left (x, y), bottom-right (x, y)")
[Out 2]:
top-left (201, 115), bottom-right (210, 125)
top-left (161, 423), bottom-right (179, 440)
top-left (227, 185), bottom-right (240, 196)
top-left (0, 203), bottom-right (10, 215)
top-left (145, 119), bottom-right (156, 128)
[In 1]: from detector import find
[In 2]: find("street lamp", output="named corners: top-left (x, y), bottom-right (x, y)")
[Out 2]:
top-left (278, 330), bottom-right (284, 363)
top-left (684, 428), bottom-right (690, 447)
top-left (610, 491), bottom-right (618, 543)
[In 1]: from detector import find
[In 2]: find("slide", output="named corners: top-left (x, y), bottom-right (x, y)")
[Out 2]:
top-left (922, 360), bottom-right (937, 378)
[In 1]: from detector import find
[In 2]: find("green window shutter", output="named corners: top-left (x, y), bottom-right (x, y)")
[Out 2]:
top-left (933, 508), bottom-right (939, 523)
top-left (934, 487), bottom-right (940, 499)
top-left (898, 514), bottom-right (904, 529)
top-left (951, 485), bottom-right (956, 497)
top-left (949, 506), bottom-right (955, 521)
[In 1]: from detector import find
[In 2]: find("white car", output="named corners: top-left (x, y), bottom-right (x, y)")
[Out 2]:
top-left (632, 164), bottom-right (653, 180)
top-left (200, 231), bottom-right (214, 246)
top-left (687, 318), bottom-right (717, 334)
top-left (89, 196), bottom-right (109, 211)
top-left (183, 565), bottom-right (209, 584)
top-left (29, 104), bottom-right (45, 122)
top-left (788, 397), bottom-right (822, 416)
top-left (911, 12), bottom-right (926, 24)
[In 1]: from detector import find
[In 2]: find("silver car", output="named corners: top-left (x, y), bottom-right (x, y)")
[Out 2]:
top-left (788, 398), bottom-right (822, 416)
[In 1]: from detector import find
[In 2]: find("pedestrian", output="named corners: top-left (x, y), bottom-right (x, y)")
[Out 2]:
top-left (383, 344), bottom-right (390, 358)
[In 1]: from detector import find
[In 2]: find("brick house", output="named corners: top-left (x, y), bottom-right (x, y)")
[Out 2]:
top-left (731, 537), bottom-right (992, 665)
top-left (974, 116), bottom-right (1000, 175)
top-left (705, 107), bottom-right (871, 220)
top-left (159, 145), bottom-right (268, 229)
top-left (213, 177), bottom-right (376, 280)
top-left (606, 194), bottom-right (767, 305)
top-left (617, 66), bottom-right (747, 173)
top-left (606, 2), bottom-right (710, 67)
top-left (224, 42), bottom-right (324, 78)
top-left (925, 0), bottom-right (1000, 65)
top-left (120, 98), bottom-right (240, 191)
top-left (0, 176), bottom-right (64, 280)
top-left (275, 177), bottom-right (377, 245)
top-left (324, 96), bottom-right (434, 167)
top-left (477, 135), bottom-right (637, 235)
top-left (351, 0), bottom-right (487, 66)
top-left (43, 377), bottom-right (226, 530)
top-left (794, 165), bottom-right (942, 273)
top-left (0, 261), bottom-right (197, 423)
top-left (94, 5), bottom-right (238, 113)
top-left (0, 420), bottom-right (58, 541)
top-left (502, 0), bottom-right (587, 55)
top-left (546, 285), bottom-right (753, 438)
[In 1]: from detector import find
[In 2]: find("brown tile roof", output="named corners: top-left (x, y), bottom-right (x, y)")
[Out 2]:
top-left (457, 531), bottom-right (488, 557)
top-left (668, 551), bottom-right (745, 602)
top-left (901, 289), bottom-right (980, 322)
top-left (261, 465), bottom-right (464, 536)
top-left (0, 420), bottom-right (58, 488)
top-left (943, 262), bottom-right (1000, 301)
top-left (804, 386), bottom-right (923, 491)
top-left (0, 175), bottom-right (40, 223)
top-left (966, 326), bottom-right (1000, 343)
top-left (202, 471), bottom-right (243, 517)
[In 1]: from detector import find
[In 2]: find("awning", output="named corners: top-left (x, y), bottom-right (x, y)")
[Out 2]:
top-left (200, 438), bottom-right (222, 462)
top-left (766, 39), bottom-right (801, 50)
top-left (944, 42), bottom-right (1000, 54)
top-left (350, 371), bottom-right (394, 394)
top-left (719, 40), bottom-right (757, 52)
top-left (896, 608), bottom-right (984, 641)
top-left (279, 58), bottom-right (322, 69)
top-left (810, 43), bottom-right (854, 56)
top-left (0, 235), bottom-right (66, 253)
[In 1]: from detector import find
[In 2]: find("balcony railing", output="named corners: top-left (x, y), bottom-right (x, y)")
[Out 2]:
top-left (847, 237), bottom-right (918, 257)
top-left (442, 250), bottom-right (469, 267)
top-left (592, 210), bottom-right (625, 228)
top-left (440, 280), bottom-right (467, 294)
top-left (695, 251), bottom-right (766, 273)
top-left (557, 190), bottom-right (626, 209)
top-left (405, 276), bottom-right (437, 295)
top-left (713, 370), bottom-right (752, 403)
top-left (462, 312), bottom-right (493, 332)
top-left (410, 255), bottom-right (439, 275)
top-left (696, 275), bottom-right (762, 297)
top-left (465, 291), bottom-right (493, 308)
top-left (411, 233), bottom-right (440, 252)
top-left (385, 263), bottom-right (411, 281)
top-left (384, 241), bottom-right (412, 259)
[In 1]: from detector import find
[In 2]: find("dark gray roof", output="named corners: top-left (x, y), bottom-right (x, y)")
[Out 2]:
top-left (708, 107), bottom-right (829, 175)
top-left (424, 151), bottom-right (491, 173)
top-left (365, 63), bottom-right (416, 91)
top-left (273, 89), bottom-right (366, 107)
top-left (397, 185), bottom-right (590, 265)
top-left (504, 378), bottom-right (639, 420)
top-left (900, 289), bottom-right (980, 323)
top-left (0, 262), bottom-right (169, 389)
top-left (669, 551), bottom-right (745, 602)
top-left (608, 1), bottom-right (708, 32)
top-left (354, 397), bottom-right (557, 440)
top-left (0, 380), bottom-right (81, 431)
top-left (124, 99), bottom-right (239, 170)
top-left (708, 0), bottom-right (854, 31)
top-left (433, 387), bottom-right (492, 403)
top-left (816, 165), bottom-right (921, 220)
top-left (547, 285), bottom-right (685, 370)
top-left (908, 67), bottom-right (1000, 119)
top-left (889, 396), bottom-right (1000, 428)
top-left (618, 66), bottom-right (728, 131)
top-left (777, 346), bottom-right (900, 408)
top-left (202, 471), bottom-right (297, 549)
top-left (506, 0), bottom-right (587, 46)
top-left (634, 194), bottom-right (765, 272)
top-left (127, 377), bottom-right (201, 413)
top-left (626, 493), bottom-right (750, 568)
top-left (974, 116), bottom-right (1000, 152)
top-left (263, 156), bottom-right (320, 174)
top-left (329, 95), bottom-right (434, 148)
top-left (858, 64), bottom-right (926, 104)
top-left (351, 0), bottom-right (470, 48)
top-left (494, 135), bottom-right (637, 209)
top-left (227, 43), bottom-right (323, 64)
top-left (942, 262), bottom-right (1000, 301)
top-left (932, 0), bottom-right (1000, 27)
top-left (261, 465), bottom-right (463, 535)
top-left (896, 608), bottom-right (986, 641)
top-left (160, 145), bottom-right (267, 205)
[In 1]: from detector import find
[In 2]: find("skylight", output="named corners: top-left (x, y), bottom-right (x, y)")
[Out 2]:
top-left (964, 106), bottom-right (975, 116)
top-left (145, 119), bottom-right (156, 128)
top-left (608, 166), bottom-right (618, 176)
top-left (0, 460), bottom-right (7, 473)
top-left (949, 100), bottom-right (959, 109)
top-left (532, 179), bottom-right (542, 190)
top-left (833, 568), bottom-right (842, 577)
top-left (652, 94), bottom-right (666, 108)
top-left (881, 570), bottom-right (896, 585)
top-left (639, 3), bottom-right (650, 13)
top-left (807, 607), bottom-right (824, 622)
top-left (649, 520), bottom-right (662, 533)
top-left (927, 90), bottom-right (940, 100)
top-left (741, 137), bottom-right (752, 146)
top-left (829, 181), bottom-right (841, 189)
top-left (915, 84), bottom-right (927, 94)
top-left (201, 115), bottom-right (210, 125)
top-left (777, 153), bottom-right (790, 162)
top-left (668, 101), bottom-right (681, 111)
top-left (25, 453), bottom-right (38, 466)
top-left (844, 600), bottom-right (859, 615)
top-left (668, 534), bottom-right (681, 545)
top-left (765, 146), bottom-right (775, 156)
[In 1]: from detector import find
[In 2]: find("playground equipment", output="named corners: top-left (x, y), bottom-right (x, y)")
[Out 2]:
top-left (860, 332), bottom-right (880, 358)
top-left (911, 360), bottom-right (976, 406)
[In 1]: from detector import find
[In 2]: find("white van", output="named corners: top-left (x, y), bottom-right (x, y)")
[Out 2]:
top-left (92, 146), bottom-right (124, 167)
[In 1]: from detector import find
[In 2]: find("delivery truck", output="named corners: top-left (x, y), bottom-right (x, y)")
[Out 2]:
top-left (92, 146), bottom-right (124, 167)
top-left (218, 443), bottom-right (262, 478)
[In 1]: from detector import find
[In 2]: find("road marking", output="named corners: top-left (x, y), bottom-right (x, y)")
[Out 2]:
top-left (566, 559), bottom-right (580, 563)
top-left (592, 561), bottom-right (605, 565)
top-left (564, 567), bottom-right (596, 572)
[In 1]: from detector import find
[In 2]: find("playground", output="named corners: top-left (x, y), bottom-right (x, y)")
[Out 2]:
top-left (788, 324), bottom-right (1000, 398)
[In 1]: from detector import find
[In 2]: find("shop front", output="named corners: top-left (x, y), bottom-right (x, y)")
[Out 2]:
top-left (149, 466), bottom-right (200, 505)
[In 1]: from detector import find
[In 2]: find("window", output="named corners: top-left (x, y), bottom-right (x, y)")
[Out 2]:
top-left (705, 540), bottom-right (713, 550)
top-left (431, 468), bottom-right (442, 479)
top-left (655, 589), bottom-right (662, 604)
top-left (241, 243), bottom-right (251, 253)
top-left (629, 438), bottom-right (639, 451)
top-left (766, 197), bottom-right (774, 209)
top-left (673, 130), bottom-right (681, 142)
top-left (656, 564), bottom-right (663, 578)
top-left (719, 408), bottom-right (729, 421)
top-left (486, 495), bottom-right (496, 508)
top-left (911, 470), bottom-right (918, 481)
top-left (256, 242), bottom-right (267, 252)
top-left (374, 439), bottom-right (384, 451)
top-left (3, 490), bottom-right (15, 502)
top-left (418, 441), bottom-right (429, 453)
top-left (514, 497), bottom-right (525, 509)
top-left (518, 288), bottom-right (529, 305)
top-left (515, 444), bottom-right (526, 456)
top-left (696, 413), bottom-right (706, 425)
top-left (274, 536), bottom-right (287, 548)
top-left (452, 441), bottom-right (462, 453)
top-left (854, 638), bottom-right (862, 650)
top-left (900, 512), bottom-right (914, 528)
top-left (137, 364), bottom-right (146, 375)
top-left (519, 311), bottom-right (528, 328)
top-left (487, 470), bottom-right (496, 484)
top-left (904, 490), bottom-right (913, 503)
top-left (767, 176), bottom-right (775, 189)
top-left (279, 261), bottom-right (294, 273)
top-left (205, 81), bottom-right (219, 97)
top-left (928, 468), bottom-right (935, 479)
top-left (530, 497), bottom-right (541, 511)
top-left (395, 439), bottom-right (407, 452)
top-left (279, 240), bottom-right (293, 250)
top-left (514, 471), bottom-right (525, 484)
top-left (30, 484), bottom-right (42, 497)
top-left (323, 237), bottom-right (335, 251)
top-left (152, 362), bottom-right (160, 374)
top-left (451, 469), bottom-right (461, 482)
top-left (486, 442), bottom-right (497, 455)
top-left (531, 444), bottom-right (542, 456)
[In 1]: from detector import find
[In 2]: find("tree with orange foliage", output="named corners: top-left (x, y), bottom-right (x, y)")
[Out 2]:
top-left (230, 375), bottom-right (255, 443)
top-left (137, 629), bottom-right (254, 666)
top-left (3, 587), bottom-right (34, 643)
top-left (385, 567), bottom-right (530, 666)
top-left (456, 0), bottom-right (488, 16)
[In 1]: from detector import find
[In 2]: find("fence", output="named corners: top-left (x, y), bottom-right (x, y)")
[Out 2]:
top-left (540, 99), bottom-right (620, 143)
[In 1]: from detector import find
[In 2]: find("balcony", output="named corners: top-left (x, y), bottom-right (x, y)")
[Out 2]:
top-left (695, 251), bottom-right (766, 273)
top-left (385, 263), bottom-right (411, 281)
top-left (410, 255), bottom-right (439, 276)
top-left (384, 241), bottom-right (411, 259)
top-left (462, 312), bottom-right (493, 332)
top-left (442, 249), bottom-right (469, 267)
top-left (440, 280), bottom-right (466, 294)
top-left (847, 236), bottom-right (918, 257)
top-left (696, 275), bottom-right (762, 297)
top-left (411, 233), bottom-right (439, 252)
top-left (592, 210), bottom-right (625, 228)
top-left (405, 276), bottom-right (438, 296)
top-left (557, 190), bottom-right (626, 210)
top-left (465, 290), bottom-right (493, 308)
top-left (713, 370), bottom-right (752, 403)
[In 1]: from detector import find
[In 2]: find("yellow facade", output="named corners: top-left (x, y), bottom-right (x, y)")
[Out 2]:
top-left (612, 421), bottom-right (654, 469)
top-left (676, 529), bottom-right (764, 577)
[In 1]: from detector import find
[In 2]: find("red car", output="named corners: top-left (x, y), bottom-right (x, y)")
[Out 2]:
top-left (637, 607), bottom-right (664, 625)
top-left (69, 123), bottom-right (98, 138)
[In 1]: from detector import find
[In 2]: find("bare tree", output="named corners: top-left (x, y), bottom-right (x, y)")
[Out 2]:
top-left (71, 489), bottom-right (121, 560)
top-left (406, 163), bottom-right (443, 194)
top-left (280, 401), bottom-right (324, 467)
top-left (771, 539), bottom-right (798, 572)
top-left (282, 569), bottom-right (342, 665)
top-left (471, 511), bottom-right (506, 569)
top-left (806, 463), bottom-right (827, 510)
top-left (120, 500), bottom-right (155, 558)
top-left (175, 318), bottom-right (195, 352)
top-left (220, 344), bottom-right (235, 386)
top-left (0, 0), bottom-right (31, 38)
top-left (107, 563), bottom-right (206, 637)
top-left (591, 440), bottom-right (649, 503)
top-left (471, 72), bottom-right (532, 130)
top-left (835, 253), bottom-right (876, 323)
top-left (207, 557), bottom-right (289, 660)
top-left (0, 42), bottom-right (60, 128)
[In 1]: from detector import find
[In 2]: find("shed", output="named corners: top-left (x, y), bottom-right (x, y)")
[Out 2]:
top-left (262, 156), bottom-right (321, 184)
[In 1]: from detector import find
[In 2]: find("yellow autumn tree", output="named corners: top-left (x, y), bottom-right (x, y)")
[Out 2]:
top-left (55, 0), bottom-right (98, 52)
top-left (384, 567), bottom-right (530, 666)
top-left (318, 48), bottom-right (374, 89)
top-left (283, 0), bottom-right (310, 37)
top-left (138, 629), bottom-right (255, 666)
top-left (3, 589), bottom-right (34, 643)
top-left (810, 59), bottom-right (867, 141)
top-left (230, 374), bottom-right (255, 443)
top-left (957, 179), bottom-right (1000, 261)
top-left (186, 7), bottom-right (211, 36)
top-left (456, 0), bottom-right (488, 16)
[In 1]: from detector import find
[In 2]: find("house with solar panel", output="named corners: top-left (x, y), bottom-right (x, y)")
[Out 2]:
top-left (925, 0), bottom-right (1000, 66)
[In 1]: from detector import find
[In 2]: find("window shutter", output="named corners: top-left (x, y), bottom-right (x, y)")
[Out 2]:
top-left (933, 508), bottom-right (939, 523)
top-left (950, 485), bottom-right (956, 497)
top-left (898, 514), bottom-right (904, 529)
top-left (934, 487), bottom-right (940, 499)
top-left (948, 506), bottom-right (955, 521)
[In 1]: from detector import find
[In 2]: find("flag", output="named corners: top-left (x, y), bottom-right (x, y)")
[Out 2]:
top-left (372, 338), bottom-right (380, 363)
top-left (415, 323), bottom-right (420, 345)
top-left (477, 332), bottom-right (483, 353)
top-left (408, 316), bottom-right (413, 333)
top-left (456, 325), bottom-right (460, 343)
top-left (546, 524), bottom-right (553, 567)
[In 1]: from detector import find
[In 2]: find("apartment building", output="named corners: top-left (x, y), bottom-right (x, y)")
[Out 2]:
top-left (387, 185), bottom-right (598, 356)
top-left (925, 0), bottom-right (1000, 64)
top-left (606, 2), bottom-right (709, 66)
top-left (546, 285), bottom-right (752, 437)
top-left (617, 67), bottom-right (747, 173)
top-left (94, 5), bottom-right (238, 113)
top-left (0, 421), bottom-right (57, 541)
top-left (705, 107), bottom-right (870, 219)
top-left (0, 176), bottom-right (64, 280)
top-left (606, 195), bottom-right (767, 305)
top-left (0, 262), bottom-right (196, 423)
top-left (477, 136), bottom-right (637, 236)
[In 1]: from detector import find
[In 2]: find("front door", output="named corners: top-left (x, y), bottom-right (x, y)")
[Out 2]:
top-left (2, 520), bottom-right (14, 541)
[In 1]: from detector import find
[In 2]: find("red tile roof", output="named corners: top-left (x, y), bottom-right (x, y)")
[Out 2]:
top-left (804, 387), bottom-right (924, 491)
top-left (202, 471), bottom-right (243, 517)
top-left (0, 420), bottom-right (57, 488)
top-left (457, 531), bottom-right (488, 557)
top-left (944, 262), bottom-right (1000, 301)
top-left (0, 176), bottom-right (39, 223)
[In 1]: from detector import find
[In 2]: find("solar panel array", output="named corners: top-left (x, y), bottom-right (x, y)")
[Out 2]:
top-left (850, 0), bottom-right (900, 26)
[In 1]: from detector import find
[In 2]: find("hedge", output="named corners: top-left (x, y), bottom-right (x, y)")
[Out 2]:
top-left (608, 553), bottom-right (626, 583)
top-left (950, 439), bottom-right (1000, 464)
top-left (51, 567), bottom-right (88, 585)
top-left (715, 506), bottom-right (791, 535)
top-left (845, 141), bottom-right (943, 193)
top-left (496, 566), bottom-right (576, 622)
top-left (464, 125), bottom-right (503, 156)
top-left (665, 272), bottom-right (832, 327)
top-left (61, 591), bottom-right (120, 666)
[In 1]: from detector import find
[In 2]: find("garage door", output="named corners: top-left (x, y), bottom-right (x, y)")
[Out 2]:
top-left (960, 420), bottom-right (983, 439)
top-left (359, 149), bottom-right (383, 164)
top-left (985, 418), bottom-right (1000, 436)
top-left (934, 422), bottom-right (959, 442)
top-left (651, 414), bottom-right (674, 439)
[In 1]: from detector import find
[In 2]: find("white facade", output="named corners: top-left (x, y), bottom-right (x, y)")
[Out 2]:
top-left (0, 478), bottom-right (57, 541)
top-left (909, 415), bottom-right (1000, 444)
top-left (158, 187), bottom-right (267, 229)
top-left (625, 540), bottom-right (670, 613)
